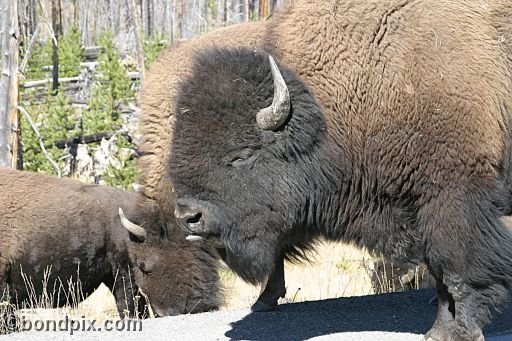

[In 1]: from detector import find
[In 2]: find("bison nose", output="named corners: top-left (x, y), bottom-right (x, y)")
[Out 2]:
top-left (175, 201), bottom-right (205, 234)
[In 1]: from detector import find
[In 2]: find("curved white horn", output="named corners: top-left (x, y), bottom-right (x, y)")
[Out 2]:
top-left (256, 55), bottom-right (291, 130)
top-left (119, 207), bottom-right (147, 241)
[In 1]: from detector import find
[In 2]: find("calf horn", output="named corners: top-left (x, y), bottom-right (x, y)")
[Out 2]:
top-left (256, 55), bottom-right (291, 131)
top-left (119, 207), bottom-right (147, 241)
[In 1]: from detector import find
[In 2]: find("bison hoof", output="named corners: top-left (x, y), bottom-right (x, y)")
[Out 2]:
top-left (424, 326), bottom-right (484, 341)
top-left (250, 300), bottom-right (277, 312)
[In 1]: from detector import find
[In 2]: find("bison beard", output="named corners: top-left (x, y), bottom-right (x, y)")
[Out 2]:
top-left (169, 45), bottom-right (512, 341)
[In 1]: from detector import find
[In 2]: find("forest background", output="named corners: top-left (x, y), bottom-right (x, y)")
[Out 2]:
top-left (0, 0), bottom-right (282, 189)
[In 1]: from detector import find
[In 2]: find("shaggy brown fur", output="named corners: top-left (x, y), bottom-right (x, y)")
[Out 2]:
top-left (265, 0), bottom-right (512, 177)
top-left (164, 1), bottom-right (512, 340)
top-left (372, 217), bottom-right (512, 294)
top-left (0, 168), bottom-right (221, 318)
top-left (141, 0), bottom-right (512, 203)
top-left (138, 21), bottom-right (266, 205)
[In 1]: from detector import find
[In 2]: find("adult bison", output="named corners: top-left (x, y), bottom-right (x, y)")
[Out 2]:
top-left (0, 168), bottom-right (221, 319)
top-left (167, 1), bottom-right (512, 340)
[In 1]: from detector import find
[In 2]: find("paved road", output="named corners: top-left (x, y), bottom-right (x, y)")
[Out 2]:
top-left (2, 289), bottom-right (511, 341)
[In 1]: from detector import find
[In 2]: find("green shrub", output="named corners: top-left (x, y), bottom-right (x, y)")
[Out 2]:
top-left (24, 25), bottom-right (84, 80)
top-left (20, 28), bottom-right (157, 190)
top-left (81, 31), bottom-right (138, 190)
top-left (58, 24), bottom-right (84, 77)
top-left (21, 91), bottom-right (79, 174)
top-left (21, 27), bottom-right (85, 175)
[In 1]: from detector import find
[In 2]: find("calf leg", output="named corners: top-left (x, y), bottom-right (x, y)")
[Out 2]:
top-left (422, 192), bottom-right (512, 341)
top-left (251, 256), bottom-right (286, 312)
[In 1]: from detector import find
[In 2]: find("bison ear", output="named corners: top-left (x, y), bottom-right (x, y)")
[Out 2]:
top-left (256, 55), bottom-right (291, 131)
top-left (119, 207), bottom-right (147, 242)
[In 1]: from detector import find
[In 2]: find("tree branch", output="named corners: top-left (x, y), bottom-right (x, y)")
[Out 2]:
top-left (19, 24), bottom-right (41, 76)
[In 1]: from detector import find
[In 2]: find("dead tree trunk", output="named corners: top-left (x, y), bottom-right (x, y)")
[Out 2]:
top-left (147, 0), bottom-right (154, 37)
top-left (244, 0), bottom-right (250, 22)
top-left (141, 0), bottom-right (147, 36)
top-left (259, 0), bottom-right (268, 19)
top-left (81, 0), bottom-right (88, 45)
top-left (223, 0), bottom-right (228, 26)
top-left (270, 0), bottom-right (278, 13)
top-left (0, 0), bottom-right (20, 168)
top-left (127, 0), bottom-right (145, 88)
top-left (167, 0), bottom-right (174, 44)
top-left (51, 0), bottom-right (61, 92)
top-left (249, 0), bottom-right (256, 20)
top-left (203, 0), bottom-right (210, 31)
top-left (176, 0), bottom-right (184, 39)
top-left (141, 0), bottom-right (154, 37)
top-left (72, 0), bottom-right (78, 25)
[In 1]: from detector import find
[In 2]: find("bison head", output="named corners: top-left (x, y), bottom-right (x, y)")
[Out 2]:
top-left (127, 239), bottom-right (221, 316)
top-left (119, 201), bottom-right (221, 316)
top-left (169, 48), bottom-right (332, 284)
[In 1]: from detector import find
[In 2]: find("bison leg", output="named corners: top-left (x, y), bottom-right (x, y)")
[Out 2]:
top-left (424, 279), bottom-right (457, 341)
top-left (422, 195), bottom-right (512, 341)
top-left (251, 255), bottom-right (286, 312)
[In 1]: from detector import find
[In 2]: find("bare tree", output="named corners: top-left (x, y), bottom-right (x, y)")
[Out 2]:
top-left (127, 0), bottom-right (145, 87)
top-left (80, 0), bottom-right (89, 45)
top-left (244, 0), bottom-right (250, 22)
top-left (30, 0), bottom-right (37, 34)
top-left (270, 0), bottom-right (278, 13)
top-left (148, 0), bottom-right (154, 37)
top-left (107, 0), bottom-right (119, 33)
top-left (0, 0), bottom-right (20, 168)
top-left (259, 0), bottom-right (268, 19)
top-left (72, 0), bottom-right (79, 25)
top-left (141, 0), bottom-right (147, 36)
top-left (51, 0), bottom-right (61, 91)
top-left (167, 0), bottom-right (174, 44)
top-left (223, 0), bottom-right (227, 25)
top-left (201, 0), bottom-right (209, 33)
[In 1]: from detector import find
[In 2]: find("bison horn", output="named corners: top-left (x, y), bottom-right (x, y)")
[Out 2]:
top-left (256, 55), bottom-right (291, 130)
top-left (119, 207), bottom-right (147, 241)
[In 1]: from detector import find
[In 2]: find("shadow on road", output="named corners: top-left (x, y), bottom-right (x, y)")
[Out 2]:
top-left (225, 289), bottom-right (512, 341)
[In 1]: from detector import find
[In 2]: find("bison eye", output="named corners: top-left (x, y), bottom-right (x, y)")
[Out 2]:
top-left (138, 261), bottom-right (152, 275)
top-left (230, 150), bottom-right (257, 168)
top-left (232, 156), bottom-right (254, 168)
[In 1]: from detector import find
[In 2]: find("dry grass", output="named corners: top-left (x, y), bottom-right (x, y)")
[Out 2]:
top-left (220, 241), bottom-right (377, 310)
top-left (10, 284), bottom-right (119, 323)
top-left (0, 266), bottom-right (141, 334)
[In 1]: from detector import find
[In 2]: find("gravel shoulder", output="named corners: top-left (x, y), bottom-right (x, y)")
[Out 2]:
top-left (2, 289), bottom-right (511, 341)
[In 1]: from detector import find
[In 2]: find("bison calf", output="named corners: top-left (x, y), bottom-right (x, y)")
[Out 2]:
top-left (0, 168), bottom-right (221, 320)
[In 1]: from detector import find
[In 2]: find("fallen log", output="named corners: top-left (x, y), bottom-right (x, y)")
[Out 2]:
top-left (52, 131), bottom-right (117, 149)
top-left (21, 76), bottom-right (80, 89)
